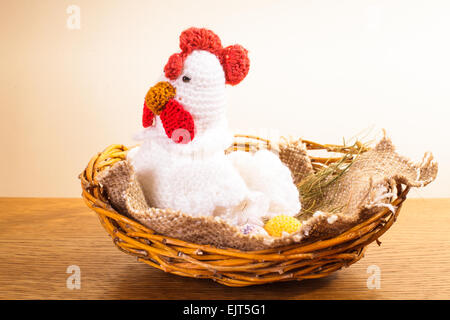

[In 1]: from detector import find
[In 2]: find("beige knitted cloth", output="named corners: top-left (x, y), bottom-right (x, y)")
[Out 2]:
top-left (97, 137), bottom-right (437, 251)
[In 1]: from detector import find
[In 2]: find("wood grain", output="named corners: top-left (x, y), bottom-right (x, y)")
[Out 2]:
top-left (0, 198), bottom-right (449, 300)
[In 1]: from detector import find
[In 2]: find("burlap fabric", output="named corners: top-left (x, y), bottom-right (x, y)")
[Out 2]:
top-left (97, 136), bottom-right (437, 251)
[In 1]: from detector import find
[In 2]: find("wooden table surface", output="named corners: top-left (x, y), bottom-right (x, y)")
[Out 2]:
top-left (0, 198), bottom-right (449, 300)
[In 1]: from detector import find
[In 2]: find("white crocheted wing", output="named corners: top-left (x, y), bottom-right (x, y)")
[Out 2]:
top-left (227, 149), bottom-right (302, 218)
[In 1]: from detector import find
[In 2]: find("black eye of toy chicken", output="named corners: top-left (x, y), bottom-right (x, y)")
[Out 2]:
top-left (182, 75), bottom-right (191, 83)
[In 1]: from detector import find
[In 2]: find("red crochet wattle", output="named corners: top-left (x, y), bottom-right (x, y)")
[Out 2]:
top-left (160, 99), bottom-right (195, 144)
top-left (142, 102), bottom-right (155, 128)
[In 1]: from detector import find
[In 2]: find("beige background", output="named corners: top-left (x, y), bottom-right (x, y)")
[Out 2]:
top-left (1, 0), bottom-right (449, 198)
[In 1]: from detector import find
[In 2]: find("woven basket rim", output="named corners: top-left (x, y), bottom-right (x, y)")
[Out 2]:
top-left (80, 135), bottom-right (410, 286)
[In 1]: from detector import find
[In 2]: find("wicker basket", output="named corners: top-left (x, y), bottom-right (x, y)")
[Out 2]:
top-left (80, 135), bottom-right (410, 287)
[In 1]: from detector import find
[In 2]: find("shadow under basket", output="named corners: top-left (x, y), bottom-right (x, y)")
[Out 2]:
top-left (80, 135), bottom-right (410, 287)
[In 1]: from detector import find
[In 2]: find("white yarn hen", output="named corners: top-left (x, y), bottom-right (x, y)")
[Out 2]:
top-left (128, 28), bottom-right (301, 234)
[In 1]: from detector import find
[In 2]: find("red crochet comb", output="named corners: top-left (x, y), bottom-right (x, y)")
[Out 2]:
top-left (164, 27), bottom-right (250, 86)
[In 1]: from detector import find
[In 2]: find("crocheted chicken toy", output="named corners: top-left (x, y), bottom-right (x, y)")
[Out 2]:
top-left (128, 27), bottom-right (301, 235)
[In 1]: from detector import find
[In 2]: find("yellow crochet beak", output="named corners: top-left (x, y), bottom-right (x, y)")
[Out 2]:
top-left (144, 81), bottom-right (176, 115)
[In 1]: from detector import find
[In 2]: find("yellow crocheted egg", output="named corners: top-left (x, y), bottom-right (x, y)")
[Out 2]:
top-left (264, 215), bottom-right (301, 237)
